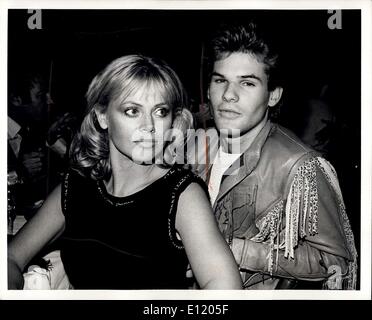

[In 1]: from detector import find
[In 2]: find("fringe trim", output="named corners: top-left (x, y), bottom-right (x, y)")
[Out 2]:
top-left (316, 157), bottom-right (358, 290)
top-left (284, 157), bottom-right (319, 260)
top-left (252, 157), bottom-right (319, 275)
top-left (251, 200), bottom-right (284, 275)
top-left (250, 156), bottom-right (357, 288)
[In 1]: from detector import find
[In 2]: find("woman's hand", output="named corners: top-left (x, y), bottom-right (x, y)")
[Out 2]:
top-left (7, 184), bottom-right (65, 290)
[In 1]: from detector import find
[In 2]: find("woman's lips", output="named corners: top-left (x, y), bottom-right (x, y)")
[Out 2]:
top-left (135, 140), bottom-right (157, 148)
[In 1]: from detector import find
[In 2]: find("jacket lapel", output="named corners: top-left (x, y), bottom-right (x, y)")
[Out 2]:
top-left (212, 121), bottom-right (273, 210)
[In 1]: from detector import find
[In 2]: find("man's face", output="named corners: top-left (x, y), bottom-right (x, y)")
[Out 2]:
top-left (11, 78), bottom-right (47, 121)
top-left (27, 79), bottom-right (47, 121)
top-left (209, 52), bottom-right (276, 136)
top-left (29, 80), bottom-right (46, 109)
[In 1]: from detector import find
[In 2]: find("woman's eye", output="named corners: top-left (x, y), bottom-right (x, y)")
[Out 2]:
top-left (154, 108), bottom-right (170, 118)
top-left (124, 107), bottom-right (139, 117)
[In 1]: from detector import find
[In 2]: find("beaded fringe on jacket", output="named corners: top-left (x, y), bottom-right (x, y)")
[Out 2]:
top-left (251, 157), bottom-right (357, 289)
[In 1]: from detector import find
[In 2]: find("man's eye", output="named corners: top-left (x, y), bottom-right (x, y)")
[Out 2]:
top-left (214, 78), bottom-right (226, 84)
top-left (241, 81), bottom-right (255, 87)
top-left (124, 108), bottom-right (139, 117)
top-left (154, 108), bottom-right (170, 117)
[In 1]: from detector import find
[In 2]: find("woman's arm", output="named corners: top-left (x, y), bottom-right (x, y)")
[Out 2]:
top-left (8, 184), bottom-right (65, 289)
top-left (176, 183), bottom-right (242, 289)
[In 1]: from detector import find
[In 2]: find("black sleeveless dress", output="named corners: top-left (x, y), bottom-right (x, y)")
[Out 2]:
top-left (59, 165), bottom-right (208, 289)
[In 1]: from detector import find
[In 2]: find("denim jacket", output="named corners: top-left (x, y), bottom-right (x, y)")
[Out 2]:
top-left (197, 120), bottom-right (357, 289)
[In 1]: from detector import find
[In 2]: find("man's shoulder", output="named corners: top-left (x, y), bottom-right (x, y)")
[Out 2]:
top-left (253, 123), bottom-right (319, 175)
top-left (264, 123), bottom-right (314, 158)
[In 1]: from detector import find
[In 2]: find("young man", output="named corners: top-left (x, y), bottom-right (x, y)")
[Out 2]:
top-left (203, 23), bottom-right (357, 289)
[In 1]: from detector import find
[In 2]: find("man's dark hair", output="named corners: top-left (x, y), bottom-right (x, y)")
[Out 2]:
top-left (208, 22), bottom-right (281, 91)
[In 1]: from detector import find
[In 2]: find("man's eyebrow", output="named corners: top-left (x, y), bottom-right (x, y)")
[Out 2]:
top-left (211, 72), bottom-right (263, 83)
top-left (240, 74), bottom-right (263, 83)
top-left (211, 72), bottom-right (225, 78)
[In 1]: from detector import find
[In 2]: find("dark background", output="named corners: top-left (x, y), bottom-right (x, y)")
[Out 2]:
top-left (8, 9), bottom-right (361, 283)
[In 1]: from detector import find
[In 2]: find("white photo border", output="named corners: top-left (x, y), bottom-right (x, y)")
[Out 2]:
top-left (1, 0), bottom-right (371, 301)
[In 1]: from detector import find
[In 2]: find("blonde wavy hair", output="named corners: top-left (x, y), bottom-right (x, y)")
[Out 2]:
top-left (69, 54), bottom-right (189, 180)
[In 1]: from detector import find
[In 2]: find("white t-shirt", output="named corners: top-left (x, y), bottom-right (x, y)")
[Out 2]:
top-left (207, 118), bottom-right (269, 206)
top-left (208, 117), bottom-right (269, 206)
top-left (208, 147), bottom-right (241, 206)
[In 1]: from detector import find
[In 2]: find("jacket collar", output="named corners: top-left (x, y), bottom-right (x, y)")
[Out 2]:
top-left (213, 120), bottom-right (274, 209)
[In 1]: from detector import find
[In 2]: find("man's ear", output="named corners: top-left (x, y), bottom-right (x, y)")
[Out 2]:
top-left (268, 87), bottom-right (283, 107)
top-left (94, 106), bottom-right (108, 130)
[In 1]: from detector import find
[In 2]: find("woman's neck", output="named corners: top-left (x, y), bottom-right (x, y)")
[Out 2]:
top-left (106, 148), bottom-right (169, 197)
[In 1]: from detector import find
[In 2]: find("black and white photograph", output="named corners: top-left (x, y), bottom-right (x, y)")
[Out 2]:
top-left (1, 0), bottom-right (371, 305)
